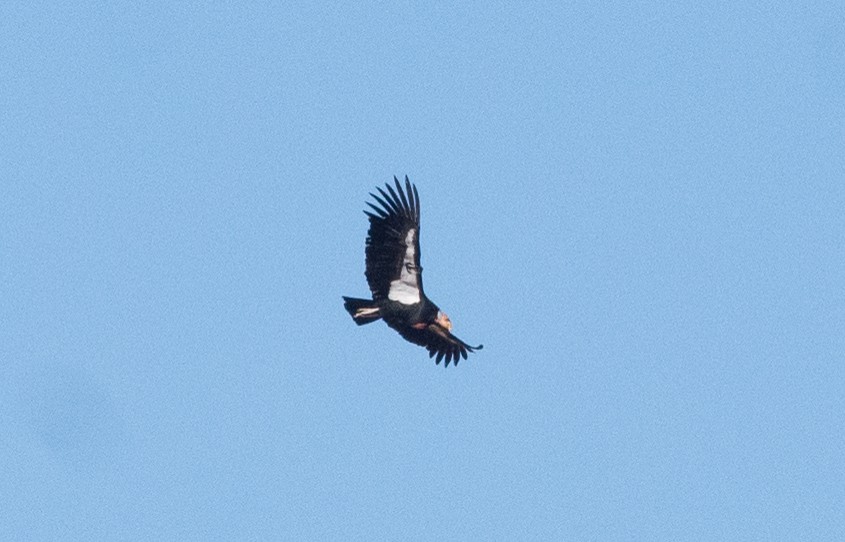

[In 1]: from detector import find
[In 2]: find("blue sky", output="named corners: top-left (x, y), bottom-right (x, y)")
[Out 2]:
top-left (2, 2), bottom-right (843, 540)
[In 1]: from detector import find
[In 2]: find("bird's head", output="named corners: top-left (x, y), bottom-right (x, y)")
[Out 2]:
top-left (435, 311), bottom-right (452, 331)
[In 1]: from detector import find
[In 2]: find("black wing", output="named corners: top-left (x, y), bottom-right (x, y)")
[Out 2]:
top-left (393, 323), bottom-right (484, 367)
top-left (363, 176), bottom-right (423, 304)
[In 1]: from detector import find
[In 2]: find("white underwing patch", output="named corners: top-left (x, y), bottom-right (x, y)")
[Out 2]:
top-left (388, 229), bottom-right (421, 305)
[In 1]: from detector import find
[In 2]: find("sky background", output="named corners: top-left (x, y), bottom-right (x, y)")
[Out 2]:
top-left (2, 2), bottom-right (843, 540)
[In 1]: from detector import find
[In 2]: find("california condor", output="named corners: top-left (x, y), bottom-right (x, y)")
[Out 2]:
top-left (343, 176), bottom-right (483, 366)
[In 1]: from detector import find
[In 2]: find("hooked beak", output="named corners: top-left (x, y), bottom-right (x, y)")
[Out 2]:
top-left (435, 311), bottom-right (452, 332)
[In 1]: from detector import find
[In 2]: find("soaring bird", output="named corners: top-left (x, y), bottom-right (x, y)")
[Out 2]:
top-left (342, 176), bottom-right (483, 366)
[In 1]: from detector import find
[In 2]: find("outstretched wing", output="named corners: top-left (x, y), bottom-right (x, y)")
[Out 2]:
top-left (393, 323), bottom-right (484, 367)
top-left (363, 176), bottom-right (423, 304)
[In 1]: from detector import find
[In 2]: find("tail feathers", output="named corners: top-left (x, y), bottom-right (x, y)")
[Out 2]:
top-left (342, 297), bottom-right (382, 326)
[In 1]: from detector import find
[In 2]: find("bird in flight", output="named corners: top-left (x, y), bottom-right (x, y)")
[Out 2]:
top-left (343, 176), bottom-right (483, 366)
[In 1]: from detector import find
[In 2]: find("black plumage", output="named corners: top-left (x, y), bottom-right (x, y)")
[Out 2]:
top-left (343, 176), bottom-right (483, 366)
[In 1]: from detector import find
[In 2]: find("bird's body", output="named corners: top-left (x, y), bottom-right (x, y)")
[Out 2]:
top-left (342, 176), bottom-right (482, 366)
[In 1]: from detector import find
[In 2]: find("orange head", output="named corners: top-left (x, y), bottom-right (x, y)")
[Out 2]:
top-left (435, 311), bottom-right (452, 331)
